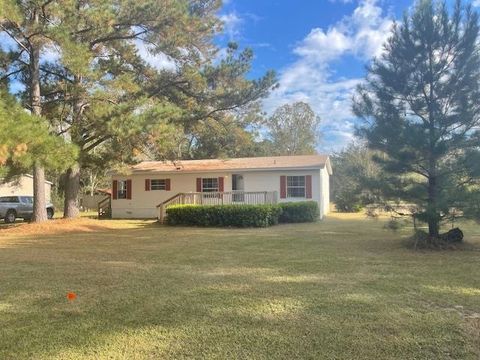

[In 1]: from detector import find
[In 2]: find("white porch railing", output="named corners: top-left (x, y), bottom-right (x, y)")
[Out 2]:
top-left (157, 191), bottom-right (278, 223)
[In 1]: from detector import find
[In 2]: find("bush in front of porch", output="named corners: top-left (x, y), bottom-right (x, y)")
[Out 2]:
top-left (166, 204), bottom-right (282, 227)
top-left (279, 201), bottom-right (320, 223)
top-left (166, 201), bottom-right (319, 227)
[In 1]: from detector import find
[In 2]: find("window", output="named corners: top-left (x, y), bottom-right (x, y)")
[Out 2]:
top-left (151, 179), bottom-right (166, 190)
top-left (287, 176), bottom-right (306, 198)
top-left (20, 196), bottom-right (33, 204)
top-left (117, 180), bottom-right (128, 199)
top-left (0, 196), bottom-right (19, 203)
top-left (202, 178), bottom-right (219, 192)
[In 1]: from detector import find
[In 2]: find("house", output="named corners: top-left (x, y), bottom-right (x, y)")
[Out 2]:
top-left (109, 154), bottom-right (332, 220)
top-left (0, 174), bottom-right (52, 202)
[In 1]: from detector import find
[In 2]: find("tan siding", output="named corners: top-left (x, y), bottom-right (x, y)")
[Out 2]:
top-left (0, 175), bottom-right (51, 202)
top-left (111, 170), bottom-right (325, 219)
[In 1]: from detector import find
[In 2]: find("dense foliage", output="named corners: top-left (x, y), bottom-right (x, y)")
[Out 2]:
top-left (0, 1), bottom-right (276, 219)
top-left (263, 102), bottom-right (320, 156)
top-left (0, 94), bottom-right (76, 179)
top-left (166, 204), bottom-right (282, 227)
top-left (331, 143), bottom-right (380, 212)
top-left (278, 202), bottom-right (320, 223)
top-left (166, 201), bottom-right (320, 227)
top-left (354, 0), bottom-right (480, 238)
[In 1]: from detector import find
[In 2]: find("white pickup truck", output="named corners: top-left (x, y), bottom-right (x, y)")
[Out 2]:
top-left (0, 196), bottom-right (55, 223)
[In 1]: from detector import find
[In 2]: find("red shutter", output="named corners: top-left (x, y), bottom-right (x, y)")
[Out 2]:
top-left (306, 175), bottom-right (312, 199)
top-left (126, 179), bottom-right (132, 199)
top-left (196, 178), bottom-right (202, 192)
top-left (145, 179), bottom-right (150, 191)
top-left (165, 178), bottom-right (171, 191)
top-left (280, 176), bottom-right (286, 199)
top-left (112, 180), bottom-right (118, 200)
top-left (218, 177), bottom-right (224, 192)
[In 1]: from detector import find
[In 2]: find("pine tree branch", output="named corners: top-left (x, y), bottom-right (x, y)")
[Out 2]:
top-left (83, 135), bottom-right (111, 152)
top-left (0, 67), bottom-right (25, 81)
top-left (40, 67), bottom-right (74, 83)
top-left (0, 24), bottom-right (31, 54)
top-left (89, 29), bottom-right (148, 48)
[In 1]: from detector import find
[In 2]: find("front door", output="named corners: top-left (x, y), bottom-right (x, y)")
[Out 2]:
top-left (232, 174), bottom-right (244, 202)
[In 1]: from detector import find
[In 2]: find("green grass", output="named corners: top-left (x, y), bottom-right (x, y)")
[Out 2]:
top-left (1, 214), bottom-right (479, 359)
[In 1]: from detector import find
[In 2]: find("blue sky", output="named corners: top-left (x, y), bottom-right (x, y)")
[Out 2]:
top-left (217, 0), bottom-right (476, 152)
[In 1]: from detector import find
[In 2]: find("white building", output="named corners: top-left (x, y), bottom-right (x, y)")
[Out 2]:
top-left (110, 155), bottom-right (332, 220)
top-left (0, 174), bottom-right (52, 202)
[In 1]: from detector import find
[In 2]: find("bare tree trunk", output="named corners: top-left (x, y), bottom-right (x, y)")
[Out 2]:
top-left (63, 163), bottom-right (81, 218)
top-left (32, 162), bottom-right (48, 222)
top-left (427, 175), bottom-right (440, 239)
top-left (30, 15), bottom-right (48, 223)
top-left (90, 171), bottom-right (95, 195)
top-left (63, 75), bottom-right (84, 218)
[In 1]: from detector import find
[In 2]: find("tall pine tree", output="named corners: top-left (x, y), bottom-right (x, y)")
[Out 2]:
top-left (41, 2), bottom-right (275, 217)
top-left (0, 0), bottom-right (57, 221)
top-left (0, 92), bottom-right (76, 183)
top-left (354, 0), bottom-right (480, 239)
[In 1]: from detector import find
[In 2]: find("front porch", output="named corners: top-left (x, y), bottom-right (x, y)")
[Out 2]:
top-left (157, 191), bottom-right (278, 223)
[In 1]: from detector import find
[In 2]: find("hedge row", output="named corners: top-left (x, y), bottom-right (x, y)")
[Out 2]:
top-left (166, 201), bottom-right (319, 227)
top-left (279, 201), bottom-right (320, 223)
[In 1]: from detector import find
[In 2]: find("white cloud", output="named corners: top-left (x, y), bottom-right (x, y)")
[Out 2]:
top-left (41, 45), bottom-right (61, 64)
top-left (135, 41), bottom-right (178, 72)
top-left (264, 0), bottom-right (393, 152)
top-left (294, 0), bottom-right (391, 62)
top-left (473, 0), bottom-right (480, 7)
top-left (220, 12), bottom-right (243, 40)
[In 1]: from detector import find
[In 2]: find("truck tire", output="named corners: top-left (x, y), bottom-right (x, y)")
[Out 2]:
top-left (47, 208), bottom-right (54, 219)
top-left (4, 210), bottom-right (16, 224)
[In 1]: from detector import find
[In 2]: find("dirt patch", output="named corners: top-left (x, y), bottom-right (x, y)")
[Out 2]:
top-left (0, 218), bottom-right (118, 237)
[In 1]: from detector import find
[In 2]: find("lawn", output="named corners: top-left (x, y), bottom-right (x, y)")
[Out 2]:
top-left (1, 214), bottom-right (479, 359)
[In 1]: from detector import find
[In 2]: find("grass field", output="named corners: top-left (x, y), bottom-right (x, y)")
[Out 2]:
top-left (1, 213), bottom-right (479, 359)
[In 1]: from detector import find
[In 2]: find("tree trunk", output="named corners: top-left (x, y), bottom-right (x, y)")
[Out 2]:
top-left (32, 162), bottom-right (48, 222)
top-left (63, 75), bottom-right (84, 218)
top-left (30, 18), bottom-right (48, 223)
top-left (427, 175), bottom-right (440, 239)
top-left (63, 163), bottom-right (81, 218)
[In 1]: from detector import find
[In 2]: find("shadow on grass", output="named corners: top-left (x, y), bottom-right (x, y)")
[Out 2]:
top-left (0, 216), bottom-right (479, 358)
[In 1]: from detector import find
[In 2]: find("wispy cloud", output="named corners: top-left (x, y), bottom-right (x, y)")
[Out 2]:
top-left (219, 12), bottom-right (244, 40)
top-left (135, 41), bottom-right (178, 72)
top-left (264, 0), bottom-right (393, 152)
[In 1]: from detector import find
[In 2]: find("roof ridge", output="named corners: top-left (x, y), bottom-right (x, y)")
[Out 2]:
top-left (136, 154), bottom-right (328, 164)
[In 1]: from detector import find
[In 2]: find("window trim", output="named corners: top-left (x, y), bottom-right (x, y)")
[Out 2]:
top-left (202, 178), bottom-right (219, 193)
top-left (286, 175), bottom-right (306, 198)
top-left (150, 179), bottom-right (167, 191)
top-left (117, 180), bottom-right (128, 199)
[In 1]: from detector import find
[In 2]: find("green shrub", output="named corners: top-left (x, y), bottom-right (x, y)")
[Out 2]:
top-left (278, 201), bottom-right (319, 223)
top-left (166, 204), bottom-right (282, 227)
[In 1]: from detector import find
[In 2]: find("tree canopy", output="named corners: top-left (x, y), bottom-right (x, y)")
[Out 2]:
top-left (264, 102), bottom-right (320, 156)
top-left (0, 0), bottom-right (276, 217)
top-left (331, 143), bottom-right (380, 212)
top-left (0, 93), bottom-right (76, 179)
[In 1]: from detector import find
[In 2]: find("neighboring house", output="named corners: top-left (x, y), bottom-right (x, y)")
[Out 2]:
top-left (109, 155), bottom-right (332, 220)
top-left (0, 174), bottom-right (52, 202)
top-left (79, 188), bottom-right (111, 211)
